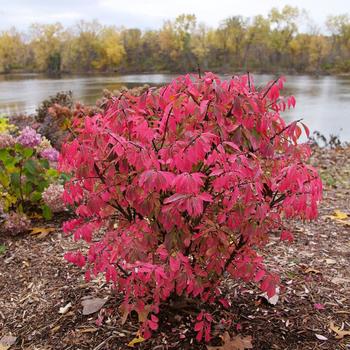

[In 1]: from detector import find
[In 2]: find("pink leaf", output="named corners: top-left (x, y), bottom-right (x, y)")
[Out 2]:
top-left (314, 303), bottom-right (325, 310)
top-left (194, 321), bottom-right (204, 332)
top-left (281, 230), bottom-right (294, 242)
top-left (169, 256), bottom-right (180, 273)
top-left (148, 319), bottom-right (158, 330)
top-left (254, 269), bottom-right (266, 282)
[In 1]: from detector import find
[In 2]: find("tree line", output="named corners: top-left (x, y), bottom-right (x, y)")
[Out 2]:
top-left (0, 6), bottom-right (349, 75)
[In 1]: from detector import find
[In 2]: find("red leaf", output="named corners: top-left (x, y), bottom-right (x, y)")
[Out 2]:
top-left (194, 321), bottom-right (204, 331)
top-left (281, 230), bottom-right (294, 242)
top-left (219, 298), bottom-right (230, 308)
top-left (60, 72), bottom-right (321, 342)
top-left (148, 319), bottom-right (158, 330)
top-left (169, 256), bottom-right (180, 273)
top-left (314, 303), bottom-right (325, 310)
top-left (254, 269), bottom-right (266, 282)
top-left (301, 122), bottom-right (310, 138)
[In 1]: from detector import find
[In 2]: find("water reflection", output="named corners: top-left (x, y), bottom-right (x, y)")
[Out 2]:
top-left (0, 73), bottom-right (349, 141)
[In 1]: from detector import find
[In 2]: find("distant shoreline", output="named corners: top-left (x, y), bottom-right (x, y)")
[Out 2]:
top-left (1, 70), bottom-right (349, 79)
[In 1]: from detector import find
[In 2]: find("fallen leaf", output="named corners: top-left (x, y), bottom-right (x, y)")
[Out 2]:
top-left (59, 302), bottom-right (72, 314)
top-left (127, 334), bottom-right (145, 347)
top-left (315, 334), bottom-right (328, 341)
top-left (0, 336), bottom-right (17, 350)
top-left (28, 213), bottom-right (43, 219)
top-left (260, 287), bottom-right (280, 305)
top-left (325, 258), bottom-right (336, 265)
top-left (116, 332), bottom-right (126, 337)
top-left (78, 328), bottom-right (98, 333)
top-left (82, 297), bottom-right (107, 315)
top-left (304, 268), bottom-right (321, 274)
top-left (314, 303), bottom-right (325, 310)
top-left (137, 305), bottom-right (151, 322)
top-left (207, 332), bottom-right (253, 350)
top-left (119, 304), bottom-right (129, 325)
top-left (329, 321), bottom-right (350, 339)
top-left (331, 277), bottom-right (350, 284)
top-left (51, 325), bottom-right (61, 333)
top-left (332, 210), bottom-right (348, 220)
top-left (30, 227), bottom-right (56, 239)
top-left (0, 244), bottom-right (6, 255)
top-left (323, 210), bottom-right (350, 226)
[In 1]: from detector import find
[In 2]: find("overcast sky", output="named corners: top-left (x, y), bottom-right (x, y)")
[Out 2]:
top-left (0, 0), bottom-right (349, 31)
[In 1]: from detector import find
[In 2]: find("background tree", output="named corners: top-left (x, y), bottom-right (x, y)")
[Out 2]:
top-left (120, 28), bottom-right (143, 71)
top-left (191, 23), bottom-right (210, 71)
top-left (159, 14), bottom-right (197, 71)
top-left (243, 15), bottom-right (271, 71)
top-left (29, 23), bottom-right (64, 73)
top-left (0, 28), bottom-right (27, 73)
top-left (268, 6), bottom-right (300, 69)
top-left (216, 16), bottom-right (248, 70)
top-left (1, 7), bottom-right (350, 74)
top-left (96, 26), bottom-right (125, 71)
top-left (62, 20), bottom-right (103, 72)
top-left (326, 15), bottom-right (350, 71)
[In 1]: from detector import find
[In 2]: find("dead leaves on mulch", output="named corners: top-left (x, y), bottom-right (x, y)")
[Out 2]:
top-left (1, 147), bottom-right (349, 350)
top-left (322, 210), bottom-right (350, 227)
top-left (0, 336), bottom-right (17, 350)
top-left (313, 321), bottom-right (350, 344)
top-left (81, 297), bottom-right (107, 315)
top-left (329, 321), bottom-right (350, 339)
top-left (127, 333), bottom-right (146, 347)
top-left (30, 226), bottom-right (56, 239)
top-left (207, 332), bottom-right (253, 350)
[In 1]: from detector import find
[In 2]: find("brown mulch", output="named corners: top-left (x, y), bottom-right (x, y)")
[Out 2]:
top-left (0, 147), bottom-right (349, 350)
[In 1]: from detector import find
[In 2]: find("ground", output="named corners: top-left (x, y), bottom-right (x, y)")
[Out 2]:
top-left (0, 147), bottom-right (349, 350)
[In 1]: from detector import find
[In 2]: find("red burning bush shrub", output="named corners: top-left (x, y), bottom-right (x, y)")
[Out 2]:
top-left (60, 73), bottom-right (322, 341)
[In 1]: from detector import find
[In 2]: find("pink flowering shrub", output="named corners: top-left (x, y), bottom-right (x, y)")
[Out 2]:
top-left (40, 147), bottom-right (60, 162)
top-left (0, 127), bottom-right (64, 226)
top-left (16, 126), bottom-right (41, 148)
top-left (42, 183), bottom-right (65, 212)
top-left (3, 212), bottom-right (31, 235)
top-left (60, 73), bottom-right (322, 341)
top-left (0, 133), bottom-right (16, 149)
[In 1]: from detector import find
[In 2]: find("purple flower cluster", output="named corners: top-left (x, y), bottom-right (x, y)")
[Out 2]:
top-left (3, 212), bottom-right (31, 235)
top-left (0, 133), bottom-right (15, 149)
top-left (42, 183), bottom-right (65, 212)
top-left (40, 148), bottom-right (60, 162)
top-left (17, 127), bottom-right (41, 148)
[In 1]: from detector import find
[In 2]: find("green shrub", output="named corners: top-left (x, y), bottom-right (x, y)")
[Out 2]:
top-left (0, 126), bottom-right (66, 232)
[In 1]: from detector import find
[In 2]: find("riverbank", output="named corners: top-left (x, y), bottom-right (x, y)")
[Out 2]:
top-left (1, 74), bottom-right (350, 142)
top-left (1, 69), bottom-right (349, 78)
top-left (1, 146), bottom-right (349, 350)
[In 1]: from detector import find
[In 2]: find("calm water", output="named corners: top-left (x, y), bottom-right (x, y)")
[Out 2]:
top-left (0, 73), bottom-right (349, 141)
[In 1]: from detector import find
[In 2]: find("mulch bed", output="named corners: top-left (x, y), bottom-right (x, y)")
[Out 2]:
top-left (0, 147), bottom-right (349, 350)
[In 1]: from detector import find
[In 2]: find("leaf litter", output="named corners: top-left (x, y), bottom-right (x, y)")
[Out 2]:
top-left (0, 147), bottom-right (349, 349)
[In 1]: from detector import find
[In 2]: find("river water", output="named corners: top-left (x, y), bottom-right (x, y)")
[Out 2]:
top-left (0, 73), bottom-right (349, 141)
